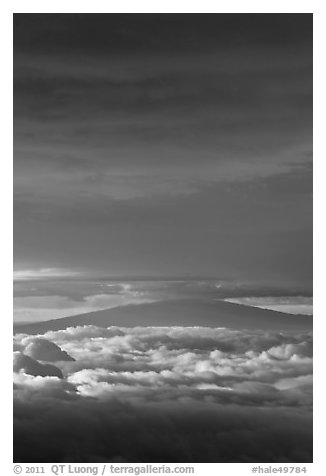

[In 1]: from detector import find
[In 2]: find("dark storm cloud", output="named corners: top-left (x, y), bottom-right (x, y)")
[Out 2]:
top-left (13, 14), bottom-right (312, 284)
top-left (13, 352), bottom-right (63, 378)
top-left (14, 325), bottom-right (312, 462)
top-left (14, 14), bottom-right (312, 52)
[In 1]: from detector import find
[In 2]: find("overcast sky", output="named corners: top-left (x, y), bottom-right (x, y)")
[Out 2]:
top-left (13, 14), bottom-right (312, 289)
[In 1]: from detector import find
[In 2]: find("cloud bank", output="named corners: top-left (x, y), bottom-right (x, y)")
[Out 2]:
top-left (225, 296), bottom-right (313, 315)
top-left (14, 290), bottom-right (154, 323)
top-left (13, 352), bottom-right (63, 378)
top-left (23, 337), bottom-right (75, 362)
top-left (14, 325), bottom-right (312, 463)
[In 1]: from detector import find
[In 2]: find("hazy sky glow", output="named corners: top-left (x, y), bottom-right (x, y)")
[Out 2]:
top-left (14, 14), bottom-right (312, 287)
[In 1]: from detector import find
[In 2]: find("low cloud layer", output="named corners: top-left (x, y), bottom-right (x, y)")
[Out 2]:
top-left (225, 296), bottom-right (313, 315)
top-left (14, 325), bottom-right (312, 462)
top-left (14, 291), bottom-right (154, 323)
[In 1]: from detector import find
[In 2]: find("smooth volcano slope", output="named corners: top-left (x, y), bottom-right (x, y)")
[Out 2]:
top-left (14, 299), bottom-right (312, 335)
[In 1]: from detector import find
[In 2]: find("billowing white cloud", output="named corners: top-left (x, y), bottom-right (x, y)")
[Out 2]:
top-left (22, 337), bottom-right (75, 362)
top-left (14, 372), bottom-right (77, 400)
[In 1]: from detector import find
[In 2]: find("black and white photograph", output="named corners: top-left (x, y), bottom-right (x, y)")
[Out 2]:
top-left (13, 12), bottom-right (313, 464)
